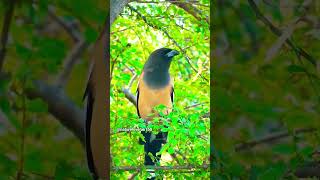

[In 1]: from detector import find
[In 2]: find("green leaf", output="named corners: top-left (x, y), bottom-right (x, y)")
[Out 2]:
top-left (85, 27), bottom-right (98, 43)
top-left (35, 38), bottom-right (66, 61)
top-left (16, 44), bottom-right (32, 61)
top-left (0, 74), bottom-right (10, 93)
top-left (299, 146), bottom-right (313, 158)
top-left (27, 98), bottom-right (48, 113)
top-left (25, 150), bottom-right (43, 172)
top-left (168, 147), bottom-right (175, 154)
top-left (226, 162), bottom-right (244, 177)
top-left (0, 153), bottom-right (16, 175)
top-left (272, 143), bottom-right (296, 155)
top-left (0, 98), bottom-right (10, 114)
top-left (54, 160), bottom-right (74, 179)
top-left (258, 163), bottom-right (286, 180)
top-left (286, 65), bottom-right (305, 73)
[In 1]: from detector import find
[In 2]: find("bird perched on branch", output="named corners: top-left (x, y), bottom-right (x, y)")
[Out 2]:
top-left (136, 48), bottom-right (179, 179)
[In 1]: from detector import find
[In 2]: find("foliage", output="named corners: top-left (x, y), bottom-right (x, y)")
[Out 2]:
top-left (213, 0), bottom-right (320, 179)
top-left (0, 0), bottom-right (106, 179)
top-left (110, 1), bottom-right (210, 179)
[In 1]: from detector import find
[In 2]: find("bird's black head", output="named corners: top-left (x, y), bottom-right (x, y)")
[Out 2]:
top-left (150, 48), bottom-right (180, 61)
top-left (143, 48), bottom-right (179, 88)
top-left (143, 48), bottom-right (179, 72)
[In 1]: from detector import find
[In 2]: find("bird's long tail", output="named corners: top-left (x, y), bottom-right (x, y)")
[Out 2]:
top-left (140, 131), bottom-right (167, 179)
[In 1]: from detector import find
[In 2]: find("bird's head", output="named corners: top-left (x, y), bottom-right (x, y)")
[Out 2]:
top-left (152, 47), bottom-right (179, 61)
top-left (144, 48), bottom-right (179, 72)
top-left (142, 48), bottom-right (179, 88)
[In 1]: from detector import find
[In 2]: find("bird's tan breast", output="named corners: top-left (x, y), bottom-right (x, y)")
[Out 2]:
top-left (138, 73), bottom-right (173, 121)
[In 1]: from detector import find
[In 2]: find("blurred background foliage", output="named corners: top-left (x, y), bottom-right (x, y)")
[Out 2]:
top-left (213, 0), bottom-right (320, 179)
top-left (110, 1), bottom-right (209, 179)
top-left (0, 0), bottom-right (106, 179)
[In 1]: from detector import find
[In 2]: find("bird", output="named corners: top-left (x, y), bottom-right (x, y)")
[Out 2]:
top-left (83, 30), bottom-right (109, 179)
top-left (136, 48), bottom-right (179, 179)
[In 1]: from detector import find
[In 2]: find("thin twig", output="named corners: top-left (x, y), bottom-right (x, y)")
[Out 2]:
top-left (168, 0), bottom-right (209, 23)
top-left (111, 26), bottom-right (137, 34)
top-left (49, 6), bottom-right (89, 88)
top-left (170, 153), bottom-right (182, 165)
top-left (175, 150), bottom-right (188, 163)
top-left (248, 0), bottom-right (317, 66)
top-left (111, 44), bottom-right (132, 80)
top-left (235, 127), bottom-right (317, 151)
top-left (131, 28), bottom-right (147, 60)
top-left (120, 63), bottom-right (137, 106)
top-left (48, 6), bottom-right (81, 41)
top-left (202, 112), bottom-right (209, 118)
top-left (0, 0), bottom-right (15, 72)
top-left (184, 102), bottom-right (208, 110)
top-left (55, 39), bottom-right (89, 87)
top-left (128, 74), bottom-right (138, 89)
top-left (294, 48), bottom-right (320, 101)
top-left (122, 72), bottom-right (138, 106)
top-left (17, 76), bottom-right (27, 180)
top-left (128, 170), bottom-right (141, 180)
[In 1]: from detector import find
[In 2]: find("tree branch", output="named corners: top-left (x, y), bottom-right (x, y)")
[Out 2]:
top-left (168, 0), bottom-right (209, 24)
top-left (112, 164), bottom-right (209, 171)
top-left (248, 0), bottom-right (317, 66)
top-left (25, 80), bottom-right (85, 144)
top-left (55, 39), bottom-right (89, 87)
top-left (294, 161), bottom-right (320, 178)
top-left (122, 88), bottom-right (137, 106)
top-left (0, 0), bottom-right (15, 72)
top-left (235, 127), bottom-right (317, 151)
top-left (48, 6), bottom-right (90, 88)
top-left (48, 6), bottom-right (81, 42)
top-left (111, 0), bottom-right (130, 24)
top-left (128, 170), bottom-right (141, 180)
top-left (121, 73), bottom-right (138, 106)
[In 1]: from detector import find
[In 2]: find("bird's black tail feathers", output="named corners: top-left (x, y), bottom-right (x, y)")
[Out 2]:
top-left (140, 131), bottom-right (168, 165)
top-left (140, 131), bottom-right (167, 180)
top-left (84, 89), bottom-right (98, 179)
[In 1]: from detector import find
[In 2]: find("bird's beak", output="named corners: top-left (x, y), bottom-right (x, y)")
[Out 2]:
top-left (166, 50), bottom-right (179, 58)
